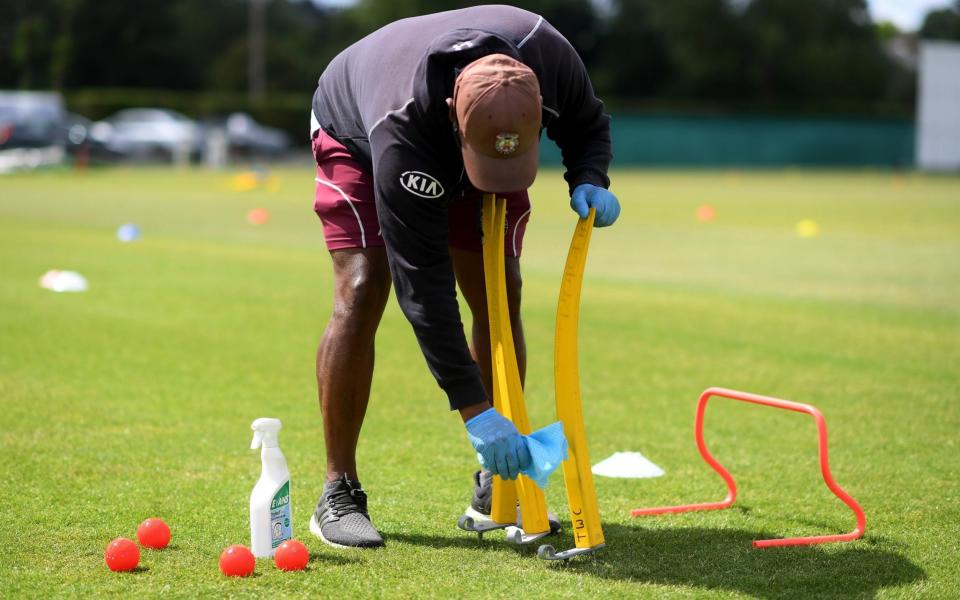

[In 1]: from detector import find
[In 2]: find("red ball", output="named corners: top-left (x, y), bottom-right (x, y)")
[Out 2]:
top-left (219, 544), bottom-right (256, 577)
top-left (104, 537), bottom-right (140, 572)
top-left (274, 539), bottom-right (309, 571)
top-left (137, 518), bottom-right (171, 549)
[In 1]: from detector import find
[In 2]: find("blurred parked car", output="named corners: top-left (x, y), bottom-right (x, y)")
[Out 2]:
top-left (0, 91), bottom-right (66, 171)
top-left (203, 112), bottom-right (290, 158)
top-left (89, 108), bottom-right (201, 162)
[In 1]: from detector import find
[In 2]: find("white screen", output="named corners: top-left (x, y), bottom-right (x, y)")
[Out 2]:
top-left (917, 41), bottom-right (960, 171)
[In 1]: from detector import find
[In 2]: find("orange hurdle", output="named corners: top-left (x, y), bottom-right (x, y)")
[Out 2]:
top-left (631, 387), bottom-right (866, 548)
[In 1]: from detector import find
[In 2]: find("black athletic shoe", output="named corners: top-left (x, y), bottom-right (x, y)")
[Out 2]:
top-left (465, 469), bottom-right (562, 534)
top-left (471, 469), bottom-right (494, 516)
top-left (309, 474), bottom-right (384, 548)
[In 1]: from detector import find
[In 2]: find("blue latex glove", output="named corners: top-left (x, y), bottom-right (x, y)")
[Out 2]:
top-left (465, 408), bottom-right (531, 480)
top-left (570, 183), bottom-right (620, 227)
top-left (521, 421), bottom-right (568, 489)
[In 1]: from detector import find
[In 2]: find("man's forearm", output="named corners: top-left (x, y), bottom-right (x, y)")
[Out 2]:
top-left (459, 400), bottom-right (493, 423)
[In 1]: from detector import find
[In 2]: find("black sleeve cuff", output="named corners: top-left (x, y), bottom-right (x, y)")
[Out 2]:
top-left (445, 378), bottom-right (489, 411)
top-left (567, 168), bottom-right (611, 195)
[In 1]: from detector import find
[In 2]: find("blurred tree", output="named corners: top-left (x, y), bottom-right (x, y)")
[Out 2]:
top-left (591, 0), bottom-right (672, 100)
top-left (648, 0), bottom-right (752, 101)
top-left (741, 0), bottom-right (893, 110)
top-left (874, 20), bottom-right (900, 42)
top-left (920, 2), bottom-right (960, 40)
top-left (345, 0), bottom-right (598, 60)
top-left (249, 0), bottom-right (268, 101)
top-left (0, 0), bottom-right (914, 118)
top-left (204, 0), bottom-right (365, 92)
top-left (525, 0), bottom-right (601, 66)
top-left (49, 0), bottom-right (81, 89)
top-left (264, 0), bottom-right (366, 90)
top-left (65, 0), bottom-right (200, 89)
top-left (2, 0), bottom-right (53, 88)
top-left (348, 0), bottom-right (465, 28)
top-left (169, 0), bottom-right (249, 90)
top-left (9, 16), bottom-right (50, 89)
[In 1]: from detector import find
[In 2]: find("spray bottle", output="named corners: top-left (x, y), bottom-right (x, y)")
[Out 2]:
top-left (249, 418), bottom-right (292, 557)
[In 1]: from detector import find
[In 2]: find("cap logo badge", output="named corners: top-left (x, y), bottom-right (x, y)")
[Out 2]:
top-left (494, 133), bottom-right (520, 155)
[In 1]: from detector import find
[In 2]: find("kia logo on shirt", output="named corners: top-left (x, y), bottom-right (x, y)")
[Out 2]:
top-left (400, 171), bottom-right (444, 199)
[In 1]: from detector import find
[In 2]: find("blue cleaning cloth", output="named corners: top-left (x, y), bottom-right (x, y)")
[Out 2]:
top-left (520, 421), bottom-right (568, 489)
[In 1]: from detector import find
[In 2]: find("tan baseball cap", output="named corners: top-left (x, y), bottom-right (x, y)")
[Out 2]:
top-left (452, 54), bottom-right (542, 193)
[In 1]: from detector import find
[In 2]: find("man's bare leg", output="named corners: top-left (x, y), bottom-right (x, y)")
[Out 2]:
top-left (316, 247), bottom-right (391, 483)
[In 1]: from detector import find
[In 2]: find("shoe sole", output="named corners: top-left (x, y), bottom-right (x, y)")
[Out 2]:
top-left (463, 505), bottom-right (562, 534)
top-left (309, 514), bottom-right (384, 549)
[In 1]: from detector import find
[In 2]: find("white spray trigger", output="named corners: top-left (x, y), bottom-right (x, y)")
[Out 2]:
top-left (250, 418), bottom-right (282, 449)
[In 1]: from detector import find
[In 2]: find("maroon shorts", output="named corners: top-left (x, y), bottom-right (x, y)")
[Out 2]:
top-left (312, 129), bottom-right (530, 256)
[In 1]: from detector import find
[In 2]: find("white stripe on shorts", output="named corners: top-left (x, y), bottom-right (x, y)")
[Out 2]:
top-left (511, 208), bottom-right (531, 256)
top-left (315, 177), bottom-right (367, 248)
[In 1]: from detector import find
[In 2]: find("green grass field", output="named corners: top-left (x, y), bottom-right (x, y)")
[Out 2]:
top-left (1, 166), bottom-right (958, 598)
